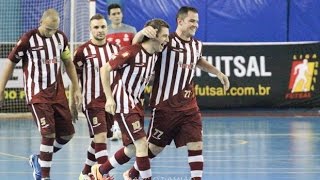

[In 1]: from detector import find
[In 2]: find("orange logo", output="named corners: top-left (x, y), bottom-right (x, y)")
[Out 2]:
top-left (286, 54), bottom-right (318, 99)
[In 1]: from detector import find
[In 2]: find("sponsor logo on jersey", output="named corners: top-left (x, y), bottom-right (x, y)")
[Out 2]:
top-left (31, 46), bottom-right (44, 51)
top-left (172, 47), bottom-right (185, 53)
top-left (135, 63), bottom-right (146, 67)
top-left (86, 54), bottom-right (97, 59)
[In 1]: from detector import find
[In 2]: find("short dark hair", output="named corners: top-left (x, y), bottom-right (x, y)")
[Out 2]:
top-left (90, 14), bottom-right (105, 22)
top-left (108, 3), bottom-right (122, 15)
top-left (142, 18), bottom-right (170, 42)
top-left (176, 6), bottom-right (198, 22)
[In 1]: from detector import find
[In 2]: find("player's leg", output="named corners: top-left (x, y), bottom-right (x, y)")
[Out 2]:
top-left (80, 109), bottom-right (114, 179)
top-left (79, 140), bottom-right (96, 180)
top-left (124, 143), bottom-right (163, 180)
top-left (125, 109), bottom-right (176, 179)
top-left (53, 100), bottom-right (75, 153)
top-left (121, 113), bottom-right (152, 179)
top-left (28, 103), bottom-right (56, 180)
top-left (133, 137), bottom-right (152, 179)
top-left (94, 111), bottom-right (114, 164)
top-left (92, 113), bottom-right (145, 179)
top-left (91, 144), bottom-right (135, 180)
top-left (186, 141), bottom-right (203, 180)
top-left (178, 108), bottom-right (203, 180)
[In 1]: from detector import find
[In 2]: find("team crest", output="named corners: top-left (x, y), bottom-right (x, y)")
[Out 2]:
top-left (121, 52), bottom-right (130, 58)
top-left (77, 61), bottom-right (83, 67)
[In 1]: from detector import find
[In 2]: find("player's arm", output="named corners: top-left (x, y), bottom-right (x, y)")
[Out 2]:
top-left (61, 46), bottom-right (82, 110)
top-left (0, 59), bottom-right (16, 107)
top-left (69, 49), bottom-right (84, 122)
top-left (132, 26), bottom-right (157, 44)
top-left (197, 57), bottom-right (230, 91)
top-left (100, 62), bottom-right (116, 115)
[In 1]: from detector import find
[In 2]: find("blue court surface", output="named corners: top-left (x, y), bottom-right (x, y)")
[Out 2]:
top-left (0, 110), bottom-right (320, 180)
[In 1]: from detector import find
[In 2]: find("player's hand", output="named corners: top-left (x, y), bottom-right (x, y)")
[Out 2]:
top-left (217, 72), bottom-right (230, 91)
top-left (105, 96), bottom-right (116, 115)
top-left (69, 103), bottom-right (78, 123)
top-left (142, 26), bottom-right (157, 39)
top-left (73, 88), bottom-right (82, 110)
top-left (0, 91), bottom-right (4, 107)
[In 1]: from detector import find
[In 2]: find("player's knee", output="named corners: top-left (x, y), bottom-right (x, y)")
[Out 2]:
top-left (94, 132), bottom-right (107, 143)
top-left (43, 133), bottom-right (56, 138)
top-left (149, 143), bottom-right (163, 155)
top-left (187, 141), bottom-right (203, 150)
top-left (60, 134), bottom-right (74, 141)
top-left (134, 137), bottom-right (148, 147)
top-left (124, 144), bottom-right (136, 158)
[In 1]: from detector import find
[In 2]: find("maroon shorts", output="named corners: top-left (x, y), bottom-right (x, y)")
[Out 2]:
top-left (28, 100), bottom-right (75, 137)
top-left (114, 113), bottom-right (146, 146)
top-left (83, 107), bottom-right (114, 138)
top-left (147, 108), bottom-right (202, 148)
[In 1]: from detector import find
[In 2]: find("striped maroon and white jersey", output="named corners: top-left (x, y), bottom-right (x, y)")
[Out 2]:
top-left (8, 29), bottom-right (69, 104)
top-left (73, 40), bottom-right (119, 109)
top-left (150, 33), bottom-right (203, 111)
top-left (109, 44), bottom-right (157, 114)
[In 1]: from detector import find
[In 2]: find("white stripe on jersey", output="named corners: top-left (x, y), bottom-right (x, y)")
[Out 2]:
top-left (82, 47), bottom-right (89, 106)
top-left (46, 38), bottom-right (55, 85)
top-left (35, 34), bottom-right (48, 92)
top-left (182, 41), bottom-right (191, 88)
top-left (163, 49), bottom-right (175, 101)
top-left (86, 44), bottom-right (96, 105)
top-left (173, 39), bottom-right (183, 95)
top-left (51, 35), bottom-right (60, 84)
top-left (27, 37), bottom-right (35, 99)
top-left (93, 56), bottom-right (100, 99)
top-left (33, 47), bottom-right (41, 95)
top-left (120, 65), bottom-right (131, 113)
top-left (155, 48), bottom-right (167, 104)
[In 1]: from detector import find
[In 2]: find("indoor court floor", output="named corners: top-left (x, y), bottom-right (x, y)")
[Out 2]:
top-left (0, 110), bottom-right (320, 180)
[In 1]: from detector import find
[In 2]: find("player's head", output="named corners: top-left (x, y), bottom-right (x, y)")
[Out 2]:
top-left (39, 8), bottom-right (60, 37)
top-left (176, 6), bottom-right (199, 38)
top-left (142, 19), bottom-right (170, 53)
top-left (90, 14), bottom-right (108, 41)
top-left (108, 3), bottom-right (123, 25)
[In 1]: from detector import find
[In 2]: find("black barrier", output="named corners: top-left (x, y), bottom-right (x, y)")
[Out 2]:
top-left (195, 42), bottom-right (320, 109)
